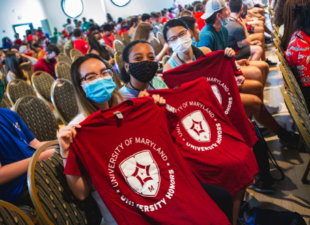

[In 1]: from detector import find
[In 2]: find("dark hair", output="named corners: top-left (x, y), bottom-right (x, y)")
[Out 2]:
top-left (107, 13), bottom-right (114, 22)
top-left (38, 36), bottom-right (47, 44)
top-left (168, 8), bottom-right (173, 13)
top-left (46, 45), bottom-right (60, 56)
top-left (103, 24), bottom-right (114, 32)
top-left (120, 21), bottom-right (127, 30)
top-left (274, 0), bottom-right (287, 26)
top-left (179, 16), bottom-right (197, 32)
top-left (163, 19), bottom-right (188, 41)
top-left (89, 19), bottom-right (94, 22)
top-left (187, 6), bottom-right (195, 11)
top-left (4, 51), bottom-right (26, 86)
top-left (195, 3), bottom-right (204, 12)
top-left (73, 29), bottom-right (82, 37)
top-left (67, 18), bottom-right (71, 24)
top-left (130, 17), bottom-right (139, 27)
top-left (229, 0), bottom-right (242, 13)
top-left (117, 17), bottom-right (123, 24)
top-left (120, 40), bottom-right (154, 83)
top-left (15, 33), bottom-right (19, 38)
top-left (161, 10), bottom-right (167, 16)
top-left (26, 30), bottom-right (32, 36)
top-left (89, 25), bottom-right (100, 33)
top-left (151, 12), bottom-right (161, 19)
top-left (192, 1), bottom-right (202, 7)
top-left (88, 33), bottom-right (111, 60)
top-left (294, 2), bottom-right (310, 35)
top-left (141, 13), bottom-right (151, 22)
top-left (205, 9), bottom-right (223, 25)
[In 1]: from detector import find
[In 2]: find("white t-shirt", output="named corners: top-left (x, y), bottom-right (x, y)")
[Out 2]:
top-left (69, 114), bottom-right (118, 225)
top-left (65, 24), bottom-right (75, 34)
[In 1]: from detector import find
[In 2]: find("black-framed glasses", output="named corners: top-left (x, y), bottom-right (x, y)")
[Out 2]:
top-left (167, 30), bottom-right (188, 43)
top-left (80, 69), bottom-right (113, 83)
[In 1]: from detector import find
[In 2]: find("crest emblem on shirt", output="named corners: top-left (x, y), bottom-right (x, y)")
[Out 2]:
top-left (181, 110), bottom-right (211, 142)
top-left (120, 150), bottom-right (160, 197)
top-left (211, 85), bottom-right (222, 105)
top-left (13, 122), bottom-right (21, 131)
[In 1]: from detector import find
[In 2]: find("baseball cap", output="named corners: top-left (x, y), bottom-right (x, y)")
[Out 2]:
top-left (201, 0), bottom-right (227, 20)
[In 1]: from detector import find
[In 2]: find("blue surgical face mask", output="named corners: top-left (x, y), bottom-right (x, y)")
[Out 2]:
top-left (82, 77), bottom-right (116, 104)
top-left (221, 14), bottom-right (229, 26)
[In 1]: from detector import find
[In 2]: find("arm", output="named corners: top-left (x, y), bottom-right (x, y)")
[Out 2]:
top-left (58, 124), bottom-right (92, 201)
top-left (236, 21), bottom-right (251, 47)
top-left (156, 43), bottom-right (170, 61)
top-left (21, 54), bottom-right (38, 65)
top-left (163, 61), bottom-right (173, 72)
top-left (200, 47), bottom-right (212, 54)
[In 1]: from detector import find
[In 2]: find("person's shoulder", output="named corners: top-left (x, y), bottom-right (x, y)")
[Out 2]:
top-left (0, 108), bottom-right (19, 120)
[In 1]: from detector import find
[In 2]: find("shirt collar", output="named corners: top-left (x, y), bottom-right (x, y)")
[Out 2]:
top-left (296, 30), bottom-right (310, 45)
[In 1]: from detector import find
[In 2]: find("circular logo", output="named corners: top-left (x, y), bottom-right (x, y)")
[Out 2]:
top-left (111, 0), bottom-right (131, 7)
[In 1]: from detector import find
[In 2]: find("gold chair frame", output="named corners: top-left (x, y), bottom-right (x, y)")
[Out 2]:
top-left (31, 71), bottom-right (53, 104)
top-left (6, 79), bottom-right (35, 106)
top-left (0, 200), bottom-right (35, 225)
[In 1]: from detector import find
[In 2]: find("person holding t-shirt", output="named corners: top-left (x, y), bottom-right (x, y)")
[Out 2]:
top-left (0, 84), bottom-right (54, 206)
top-left (73, 29), bottom-right (89, 55)
top-left (34, 45), bottom-right (60, 79)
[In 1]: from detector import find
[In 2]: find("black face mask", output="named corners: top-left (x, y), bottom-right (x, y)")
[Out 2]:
top-left (1, 60), bottom-right (5, 65)
top-left (128, 61), bottom-right (158, 83)
top-left (46, 41), bottom-right (51, 46)
top-left (47, 58), bottom-right (56, 64)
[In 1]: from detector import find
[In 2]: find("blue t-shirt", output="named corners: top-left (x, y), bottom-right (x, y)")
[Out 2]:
top-left (0, 108), bottom-right (35, 204)
top-left (119, 77), bottom-right (168, 100)
top-left (197, 24), bottom-right (228, 51)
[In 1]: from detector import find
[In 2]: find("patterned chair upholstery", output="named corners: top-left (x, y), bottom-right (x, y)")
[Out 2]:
top-left (14, 96), bottom-right (58, 141)
top-left (114, 52), bottom-right (124, 72)
top-left (57, 53), bottom-right (72, 66)
top-left (103, 59), bottom-right (122, 89)
top-left (122, 33), bottom-right (131, 45)
top-left (28, 142), bottom-right (102, 225)
top-left (51, 79), bottom-right (79, 125)
top-left (114, 40), bottom-right (125, 53)
top-left (150, 38), bottom-right (163, 56)
top-left (115, 33), bottom-right (124, 45)
top-left (280, 86), bottom-right (310, 184)
top-left (162, 55), bottom-right (171, 66)
top-left (70, 49), bottom-right (83, 59)
top-left (156, 32), bottom-right (166, 47)
top-left (64, 41), bottom-right (74, 57)
top-left (0, 99), bottom-right (11, 109)
top-left (105, 45), bottom-right (115, 56)
top-left (20, 61), bottom-right (34, 84)
top-left (7, 79), bottom-right (36, 106)
top-left (55, 62), bottom-right (71, 80)
top-left (0, 201), bottom-right (35, 225)
top-left (32, 71), bottom-right (55, 102)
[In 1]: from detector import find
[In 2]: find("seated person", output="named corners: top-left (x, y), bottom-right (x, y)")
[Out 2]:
top-left (73, 29), bottom-right (89, 55)
top-left (14, 33), bottom-right (22, 46)
top-left (3, 51), bottom-right (28, 86)
top-left (285, 2), bottom-right (310, 112)
top-left (102, 24), bottom-right (115, 49)
top-left (118, 21), bottom-right (128, 36)
top-left (57, 31), bottom-right (68, 46)
top-left (0, 89), bottom-right (54, 206)
top-left (88, 33), bottom-right (114, 65)
top-left (37, 36), bottom-right (50, 59)
top-left (34, 45), bottom-right (60, 79)
top-left (118, 40), bottom-right (168, 99)
top-left (193, 3), bottom-right (205, 30)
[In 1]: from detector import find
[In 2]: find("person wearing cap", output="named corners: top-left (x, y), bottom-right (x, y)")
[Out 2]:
top-left (57, 31), bottom-right (68, 46)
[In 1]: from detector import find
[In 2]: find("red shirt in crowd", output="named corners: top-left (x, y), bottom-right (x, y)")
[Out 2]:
top-left (33, 58), bottom-right (57, 79)
top-left (163, 50), bottom-right (258, 147)
top-left (74, 39), bottom-right (89, 55)
top-left (64, 97), bottom-right (230, 225)
top-left (285, 30), bottom-right (310, 87)
top-left (149, 78), bottom-right (259, 195)
top-left (26, 35), bottom-right (33, 42)
top-left (161, 17), bottom-right (169, 24)
top-left (193, 12), bottom-right (206, 31)
top-left (14, 39), bottom-right (22, 45)
top-left (118, 29), bottom-right (128, 37)
top-left (102, 33), bottom-right (115, 48)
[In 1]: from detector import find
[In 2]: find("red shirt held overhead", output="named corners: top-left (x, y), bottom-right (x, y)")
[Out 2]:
top-left (74, 39), bottom-right (89, 55)
top-left (64, 97), bottom-right (231, 225)
top-left (33, 58), bottom-right (57, 79)
top-left (149, 78), bottom-right (259, 195)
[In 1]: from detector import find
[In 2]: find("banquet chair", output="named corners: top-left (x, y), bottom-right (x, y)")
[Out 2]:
top-left (0, 201), bottom-right (36, 225)
top-left (70, 49), bottom-right (83, 59)
top-left (114, 52), bottom-right (124, 72)
top-left (72, 55), bottom-right (81, 63)
top-left (14, 96), bottom-right (58, 141)
top-left (105, 45), bottom-right (115, 56)
top-left (0, 98), bottom-right (11, 109)
top-left (20, 61), bottom-right (34, 84)
top-left (103, 59), bottom-right (123, 88)
top-left (32, 71), bottom-right (55, 103)
top-left (122, 33), bottom-right (131, 45)
top-left (57, 53), bottom-right (72, 66)
top-left (55, 62), bottom-right (71, 80)
top-left (27, 141), bottom-right (102, 225)
top-left (51, 79), bottom-right (79, 125)
top-left (150, 38), bottom-right (163, 56)
top-left (114, 40), bottom-right (125, 54)
top-left (6, 79), bottom-right (36, 106)
top-left (162, 55), bottom-right (171, 67)
top-left (156, 32), bottom-right (166, 47)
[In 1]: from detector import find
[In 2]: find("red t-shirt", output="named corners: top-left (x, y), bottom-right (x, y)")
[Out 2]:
top-left (118, 29), bottom-right (128, 37)
top-left (193, 12), bottom-right (206, 31)
top-left (161, 17), bottom-right (169, 24)
top-left (74, 39), bottom-right (89, 55)
top-left (102, 33), bottom-right (115, 48)
top-left (33, 58), bottom-right (57, 79)
top-left (64, 98), bottom-right (230, 225)
top-left (149, 78), bottom-right (259, 195)
top-left (163, 51), bottom-right (258, 147)
top-left (26, 35), bottom-right (33, 42)
top-left (14, 39), bottom-right (22, 45)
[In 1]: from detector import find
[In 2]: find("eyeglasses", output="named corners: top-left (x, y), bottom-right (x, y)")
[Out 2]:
top-left (167, 30), bottom-right (188, 43)
top-left (80, 69), bottom-right (113, 83)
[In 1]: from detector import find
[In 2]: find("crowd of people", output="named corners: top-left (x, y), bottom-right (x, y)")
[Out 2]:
top-left (0, 0), bottom-right (310, 224)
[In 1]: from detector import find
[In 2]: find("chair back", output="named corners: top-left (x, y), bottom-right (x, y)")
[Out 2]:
top-left (105, 44), bottom-right (115, 56)
top-left (159, 24), bottom-right (164, 32)
top-left (162, 55), bottom-right (171, 66)
top-left (57, 53), bottom-right (72, 65)
top-left (32, 71), bottom-right (55, 102)
top-left (276, 49), bottom-right (288, 67)
top-left (273, 24), bottom-right (282, 39)
top-left (64, 41), bottom-right (74, 57)
top-left (156, 32), bottom-right (166, 47)
top-left (114, 40), bottom-right (125, 53)
top-left (6, 79), bottom-right (36, 106)
top-left (280, 63), bottom-right (309, 114)
top-left (114, 52), bottom-right (124, 72)
top-left (115, 33), bottom-right (124, 44)
top-left (103, 59), bottom-right (122, 89)
top-left (27, 141), bottom-right (102, 225)
top-left (150, 38), bottom-right (163, 55)
top-left (55, 62), bottom-right (71, 80)
top-left (70, 49), bottom-right (83, 59)
top-left (51, 79), bottom-right (79, 125)
top-left (0, 201), bottom-right (35, 225)
top-left (0, 98), bottom-right (11, 109)
top-left (14, 96), bottom-right (58, 141)
top-left (122, 33), bottom-right (131, 45)
top-left (57, 45), bottom-right (64, 54)
top-left (154, 25), bottom-right (161, 34)
top-left (20, 61), bottom-right (34, 83)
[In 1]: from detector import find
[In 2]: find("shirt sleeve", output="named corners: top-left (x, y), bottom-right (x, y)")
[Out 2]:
top-left (233, 27), bottom-right (247, 43)
top-left (34, 61), bottom-right (43, 72)
top-left (161, 105), bottom-right (180, 134)
top-left (15, 111), bottom-right (35, 143)
top-left (64, 143), bottom-right (82, 176)
top-left (197, 33), bottom-right (214, 49)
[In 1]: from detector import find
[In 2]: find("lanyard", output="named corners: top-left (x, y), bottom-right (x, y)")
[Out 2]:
top-left (128, 81), bottom-right (155, 92)
top-left (176, 53), bottom-right (197, 66)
